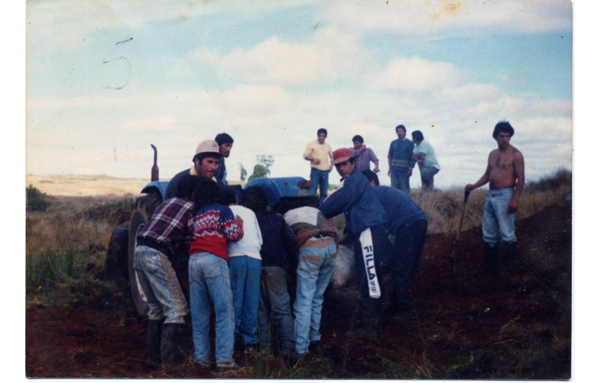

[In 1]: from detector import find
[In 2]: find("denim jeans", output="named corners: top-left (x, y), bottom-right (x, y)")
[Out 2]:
top-left (482, 188), bottom-right (517, 246)
top-left (133, 245), bottom-right (189, 324)
top-left (390, 170), bottom-right (411, 194)
top-left (229, 256), bottom-right (262, 346)
top-left (419, 166), bottom-right (439, 191)
top-left (293, 243), bottom-right (337, 355)
top-left (310, 168), bottom-right (330, 203)
top-left (391, 220), bottom-right (428, 312)
top-left (188, 252), bottom-right (235, 365)
top-left (257, 266), bottom-right (295, 353)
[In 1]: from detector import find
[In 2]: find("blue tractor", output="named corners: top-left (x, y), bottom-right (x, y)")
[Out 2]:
top-left (105, 145), bottom-right (317, 315)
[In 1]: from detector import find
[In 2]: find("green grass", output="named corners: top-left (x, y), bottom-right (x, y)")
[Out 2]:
top-left (26, 248), bottom-right (78, 293)
top-left (26, 185), bottom-right (50, 212)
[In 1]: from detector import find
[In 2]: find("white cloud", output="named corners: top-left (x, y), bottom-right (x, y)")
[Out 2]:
top-left (324, 0), bottom-right (572, 35)
top-left (369, 56), bottom-right (463, 91)
top-left (221, 26), bottom-right (371, 84)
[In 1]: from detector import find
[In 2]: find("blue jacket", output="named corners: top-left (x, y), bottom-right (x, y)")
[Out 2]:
top-left (255, 210), bottom-right (296, 269)
top-left (372, 186), bottom-right (426, 234)
top-left (319, 168), bottom-right (386, 236)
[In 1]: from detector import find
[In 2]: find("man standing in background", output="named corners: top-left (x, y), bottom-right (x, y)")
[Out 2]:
top-left (304, 128), bottom-right (333, 204)
top-left (388, 125), bottom-right (416, 194)
top-left (215, 133), bottom-right (234, 185)
top-left (351, 135), bottom-right (379, 173)
top-left (412, 130), bottom-right (441, 191)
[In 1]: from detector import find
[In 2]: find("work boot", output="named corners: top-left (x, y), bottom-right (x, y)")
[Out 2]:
top-left (502, 241), bottom-right (516, 269)
top-left (474, 243), bottom-right (499, 277)
top-left (161, 323), bottom-right (186, 366)
top-left (213, 360), bottom-right (246, 373)
top-left (146, 319), bottom-right (163, 367)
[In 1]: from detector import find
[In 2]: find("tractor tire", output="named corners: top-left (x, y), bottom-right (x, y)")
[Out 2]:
top-left (128, 209), bottom-right (150, 316)
top-left (105, 227), bottom-right (129, 289)
top-left (127, 192), bottom-right (164, 316)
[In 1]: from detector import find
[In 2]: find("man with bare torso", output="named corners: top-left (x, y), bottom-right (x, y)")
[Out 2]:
top-left (466, 121), bottom-right (524, 275)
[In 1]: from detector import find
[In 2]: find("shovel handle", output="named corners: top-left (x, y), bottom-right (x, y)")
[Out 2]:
top-left (455, 190), bottom-right (471, 242)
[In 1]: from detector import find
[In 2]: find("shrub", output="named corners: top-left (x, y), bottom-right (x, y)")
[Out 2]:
top-left (26, 248), bottom-right (77, 293)
top-left (26, 185), bottom-right (50, 212)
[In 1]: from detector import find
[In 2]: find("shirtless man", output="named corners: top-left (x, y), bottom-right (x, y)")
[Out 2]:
top-left (466, 121), bottom-right (524, 275)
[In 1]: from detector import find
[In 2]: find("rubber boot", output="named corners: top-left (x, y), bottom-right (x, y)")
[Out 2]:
top-left (474, 243), bottom-right (499, 277)
top-left (161, 323), bottom-right (186, 366)
top-left (502, 242), bottom-right (516, 270)
top-left (146, 319), bottom-right (163, 367)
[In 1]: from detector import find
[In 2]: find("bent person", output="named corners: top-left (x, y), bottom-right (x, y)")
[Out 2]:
top-left (411, 130), bottom-right (440, 191)
top-left (133, 175), bottom-right (199, 367)
top-left (466, 121), bottom-right (525, 275)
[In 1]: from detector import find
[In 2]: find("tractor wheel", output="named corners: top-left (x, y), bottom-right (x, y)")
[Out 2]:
top-left (128, 209), bottom-right (150, 316)
top-left (105, 227), bottom-right (129, 289)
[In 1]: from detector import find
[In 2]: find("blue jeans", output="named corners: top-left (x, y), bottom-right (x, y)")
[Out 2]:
top-left (310, 168), bottom-right (330, 203)
top-left (482, 188), bottom-right (517, 246)
top-left (392, 220), bottom-right (428, 312)
top-left (419, 166), bottom-right (439, 190)
top-left (188, 252), bottom-right (235, 365)
top-left (293, 243), bottom-right (337, 355)
top-left (390, 169), bottom-right (411, 194)
top-left (133, 245), bottom-right (189, 324)
top-left (257, 266), bottom-right (295, 353)
top-left (229, 256), bottom-right (262, 346)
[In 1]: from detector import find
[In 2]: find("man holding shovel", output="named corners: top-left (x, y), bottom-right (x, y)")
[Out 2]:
top-left (466, 121), bottom-right (525, 275)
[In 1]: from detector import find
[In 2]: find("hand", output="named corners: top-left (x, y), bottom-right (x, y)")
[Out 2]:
top-left (465, 184), bottom-right (475, 191)
top-left (387, 169), bottom-right (391, 176)
top-left (407, 168), bottom-right (413, 177)
top-left (508, 200), bottom-right (518, 214)
top-left (328, 166), bottom-right (333, 173)
top-left (313, 158), bottom-right (321, 165)
top-left (373, 167), bottom-right (380, 173)
top-left (235, 215), bottom-right (244, 228)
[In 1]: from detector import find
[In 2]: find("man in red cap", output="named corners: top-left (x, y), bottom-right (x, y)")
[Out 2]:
top-left (318, 148), bottom-right (389, 340)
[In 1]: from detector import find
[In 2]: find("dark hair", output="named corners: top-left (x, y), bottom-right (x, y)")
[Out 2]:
top-left (317, 128), bottom-right (327, 136)
top-left (175, 175), bottom-right (200, 199)
top-left (193, 152), bottom-right (221, 164)
top-left (362, 170), bottom-right (380, 186)
top-left (215, 132), bottom-right (234, 146)
top-left (193, 179), bottom-right (221, 209)
top-left (395, 125), bottom-right (406, 133)
top-left (220, 187), bottom-right (238, 206)
top-left (241, 186), bottom-right (268, 213)
top-left (493, 121), bottom-right (514, 139)
top-left (273, 196), bottom-right (320, 215)
top-left (352, 135), bottom-right (364, 144)
top-left (411, 130), bottom-right (424, 142)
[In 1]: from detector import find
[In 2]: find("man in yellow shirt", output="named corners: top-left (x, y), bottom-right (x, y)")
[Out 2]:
top-left (303, 128), bottom-right (333, 204)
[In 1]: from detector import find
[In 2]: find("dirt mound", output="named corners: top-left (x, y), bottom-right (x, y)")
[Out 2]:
top-left (26, 205), bottom-right (571, 379)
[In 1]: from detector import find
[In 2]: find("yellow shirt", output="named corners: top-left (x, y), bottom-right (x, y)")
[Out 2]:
top-left (303, 140), bottom-right (333, 171)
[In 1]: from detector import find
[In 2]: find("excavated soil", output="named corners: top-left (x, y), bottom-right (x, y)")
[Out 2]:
top-left (26, 205), bottom-right (571, 379)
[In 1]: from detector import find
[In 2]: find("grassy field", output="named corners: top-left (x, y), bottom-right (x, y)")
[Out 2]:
top-left (25, 169), bottom-right (572, 378)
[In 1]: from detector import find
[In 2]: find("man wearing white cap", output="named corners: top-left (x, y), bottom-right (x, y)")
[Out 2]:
top-left (165, 140), bottom-right (224, 199)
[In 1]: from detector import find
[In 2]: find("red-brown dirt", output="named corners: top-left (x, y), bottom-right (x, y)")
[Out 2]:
top-left (25, 205), bottom-right (571, 379)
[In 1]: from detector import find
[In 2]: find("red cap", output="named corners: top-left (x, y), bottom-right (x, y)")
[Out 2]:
top-left (331, 148), bottom-right (353, 165)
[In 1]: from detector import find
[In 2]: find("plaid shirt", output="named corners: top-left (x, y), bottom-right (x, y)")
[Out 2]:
top-left (137, 198), bottom-right (197, 259)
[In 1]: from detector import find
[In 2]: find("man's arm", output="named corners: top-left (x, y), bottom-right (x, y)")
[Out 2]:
top-left (508, 151), bottom-right (525, 213)
top-left (303, 143), bottom-right (320, 164)
top-left (373, 159), bottom-right (380, 173)
top-left (466, 155), bottom-right (492, 191)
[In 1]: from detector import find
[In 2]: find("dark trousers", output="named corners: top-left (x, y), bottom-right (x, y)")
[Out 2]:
top-left (352, 224), bottom-right (391, 317)
top-left (392, 219), bottom-right (427, 312)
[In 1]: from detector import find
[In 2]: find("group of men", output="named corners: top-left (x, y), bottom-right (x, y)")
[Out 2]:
top-left (302, 125), bottom-right (441, 202)
top-left (132, 119), bottom-right (525, 371)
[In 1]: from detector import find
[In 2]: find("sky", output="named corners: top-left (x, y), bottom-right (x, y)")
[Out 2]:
top-left (25, 0), bottom-right (573, 189)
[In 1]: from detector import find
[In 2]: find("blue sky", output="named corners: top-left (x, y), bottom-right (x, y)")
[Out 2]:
top-left (26, 0), bottom-right (573, 188)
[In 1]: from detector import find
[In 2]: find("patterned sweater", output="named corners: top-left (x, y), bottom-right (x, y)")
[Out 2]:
top-left (188, 204), bottom-right (244, 262)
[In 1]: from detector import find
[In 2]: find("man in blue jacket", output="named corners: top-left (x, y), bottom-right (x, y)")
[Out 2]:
top-left (319, 148), bottom-right (389, 340)
top-left (362, 170), bottom-right (428, 323)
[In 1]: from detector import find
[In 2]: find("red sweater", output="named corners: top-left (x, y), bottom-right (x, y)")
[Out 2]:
top-left (188, 204), bottom-right (244, 262)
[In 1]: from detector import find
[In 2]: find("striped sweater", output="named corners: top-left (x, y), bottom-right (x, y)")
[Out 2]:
top-left (188, 204), bottom-right (244, 262)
